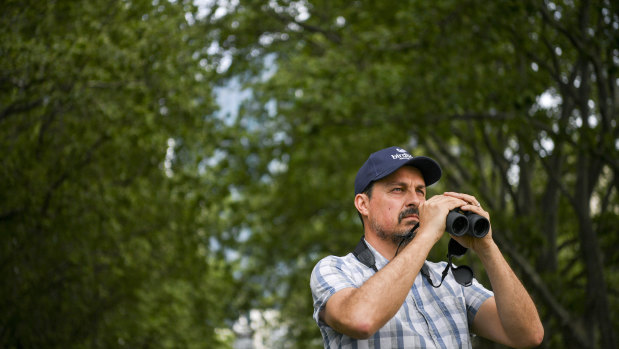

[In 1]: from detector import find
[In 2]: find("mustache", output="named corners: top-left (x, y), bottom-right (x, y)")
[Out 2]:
top-left (398, 207), bottom-right (419, 223)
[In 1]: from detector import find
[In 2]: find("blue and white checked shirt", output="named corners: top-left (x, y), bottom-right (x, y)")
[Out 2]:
top-left (310, 239), bottom-right (493, 349)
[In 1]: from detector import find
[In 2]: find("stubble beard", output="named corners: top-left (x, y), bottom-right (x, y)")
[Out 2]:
top-left (371, 207), bottom-right (419, 244)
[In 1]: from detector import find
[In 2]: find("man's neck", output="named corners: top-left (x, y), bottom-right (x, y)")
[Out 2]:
top-left (364, 233), bottom-right (399, 261)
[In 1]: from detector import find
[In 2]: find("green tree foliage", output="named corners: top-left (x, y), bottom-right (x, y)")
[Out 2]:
top-left (1, 0), bottom-right (239, 347)
top-left (208, 0), bottom-right (618, 348)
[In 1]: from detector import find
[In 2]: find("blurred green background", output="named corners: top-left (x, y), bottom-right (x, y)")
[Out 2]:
top-left (1, 0), bottom-right (617, 348)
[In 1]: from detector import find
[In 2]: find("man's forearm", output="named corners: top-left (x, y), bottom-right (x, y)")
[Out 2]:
top-left (476, 241), bottom-right (544, 346)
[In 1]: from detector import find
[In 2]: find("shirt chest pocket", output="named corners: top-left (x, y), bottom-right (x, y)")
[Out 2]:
top-left (434, 295), bottom-right (466, 319)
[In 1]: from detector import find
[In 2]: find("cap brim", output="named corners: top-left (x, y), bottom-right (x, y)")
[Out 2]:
top-left (403, 157), bottom-right (442, 186)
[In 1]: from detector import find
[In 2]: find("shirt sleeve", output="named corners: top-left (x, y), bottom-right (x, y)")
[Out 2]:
top-left (463, 277), bottom-right (494, 326)
top-left (310, 255), bottom-right (359, 326)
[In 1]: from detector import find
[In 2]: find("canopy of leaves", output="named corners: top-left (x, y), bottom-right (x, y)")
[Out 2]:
top-left (1, 0), bottom-right (240, 347)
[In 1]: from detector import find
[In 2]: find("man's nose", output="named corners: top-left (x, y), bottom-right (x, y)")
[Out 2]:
top-left (406, 190), bottom-right (420, 206)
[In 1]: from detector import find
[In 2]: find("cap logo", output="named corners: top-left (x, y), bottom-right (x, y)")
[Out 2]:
top-left (391, 148), bottom-right (413, 160)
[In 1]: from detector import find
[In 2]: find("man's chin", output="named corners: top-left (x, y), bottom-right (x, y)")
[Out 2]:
top-left (391, 231), bottom-right (413, 243)
top-left (401, 220), bottom-right (419, 231)
top-left (392, 223), bottom-right (418, 242)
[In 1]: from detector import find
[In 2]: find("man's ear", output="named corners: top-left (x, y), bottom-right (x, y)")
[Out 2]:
top-left (354, 193), bottom-right (370, 217)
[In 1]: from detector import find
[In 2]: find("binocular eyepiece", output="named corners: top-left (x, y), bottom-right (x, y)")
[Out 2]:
top-left (446, 209), bottom-right (489, 238)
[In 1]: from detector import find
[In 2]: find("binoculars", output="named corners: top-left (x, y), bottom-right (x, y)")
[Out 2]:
top-left (446, 209), bottom-right (489, 238)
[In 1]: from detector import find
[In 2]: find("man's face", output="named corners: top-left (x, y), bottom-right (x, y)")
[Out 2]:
top-left (366, 166), bottom-right (427, 243)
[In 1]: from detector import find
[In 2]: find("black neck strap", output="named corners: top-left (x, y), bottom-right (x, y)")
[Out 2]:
top-left (352, 237), bottom-right (378, 272)
top-left (352, 235), bottom-right (472, 288)
top-left (352, 236), bottom-right (431, 280)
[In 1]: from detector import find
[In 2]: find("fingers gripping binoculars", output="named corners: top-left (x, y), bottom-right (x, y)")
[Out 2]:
top-left (446, 209), bottom-right (489, 238)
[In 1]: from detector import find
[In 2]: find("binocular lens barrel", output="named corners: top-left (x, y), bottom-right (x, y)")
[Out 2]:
top-left (446, 211), bottom-right (469, 236)
top-left (467, 214), bottom-right (490, 238)
top-left (446, 210), bottom-right (489, 238)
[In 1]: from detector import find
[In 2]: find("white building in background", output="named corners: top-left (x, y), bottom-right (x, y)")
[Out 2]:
top-left (232, 309), bottom-right (288, 349)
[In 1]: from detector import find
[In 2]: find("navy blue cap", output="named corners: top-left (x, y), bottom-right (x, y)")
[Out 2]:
top-left (354, 146), bottom-right (442, 195)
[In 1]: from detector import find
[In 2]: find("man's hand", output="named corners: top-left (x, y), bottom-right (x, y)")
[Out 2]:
top-left (442, 191), bottom-right (494, 253)
top-left (416, 193), bottom-right (468, 245)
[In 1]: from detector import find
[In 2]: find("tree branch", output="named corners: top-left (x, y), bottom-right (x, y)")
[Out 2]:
top-left (0, 99), bottom-right (44, 123)
top-left (267, 11), bottom-right (342, 45)
top-left (492, 232), bottom-right (591, 348)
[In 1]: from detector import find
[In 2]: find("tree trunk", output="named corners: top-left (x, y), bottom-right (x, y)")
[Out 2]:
top-left (574, 154), bottom-right (616, 349)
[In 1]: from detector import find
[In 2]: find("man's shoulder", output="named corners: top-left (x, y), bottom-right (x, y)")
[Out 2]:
top-left (310, 251), bottom-right (371, 284)
top-left (311, 252), bottom-right (356, 272)
top-left (310, 251), bottom-right (370, 296)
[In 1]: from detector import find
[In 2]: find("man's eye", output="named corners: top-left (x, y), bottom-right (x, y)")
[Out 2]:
top-left (393, 188), bottom-right (403, 192)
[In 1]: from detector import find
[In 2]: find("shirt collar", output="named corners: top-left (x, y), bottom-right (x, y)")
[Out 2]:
top-left (362, 237), bottom-right (391, 270)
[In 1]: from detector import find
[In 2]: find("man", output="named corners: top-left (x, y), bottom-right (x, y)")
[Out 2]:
top-left (310, 146), bottom-right (544, 348)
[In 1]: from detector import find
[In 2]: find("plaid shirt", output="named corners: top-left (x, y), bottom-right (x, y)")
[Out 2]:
top-left (310, 239), bottom-right (493, 349)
